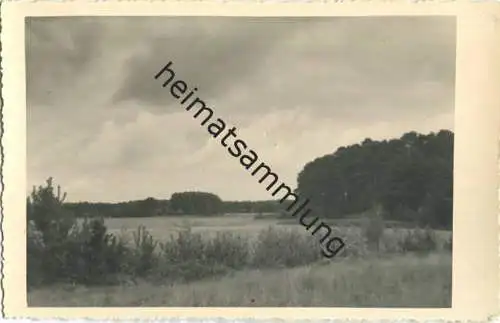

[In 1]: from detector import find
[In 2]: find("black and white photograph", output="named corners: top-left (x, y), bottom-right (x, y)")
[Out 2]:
top-left (23, 15), bottom-right (458, 308)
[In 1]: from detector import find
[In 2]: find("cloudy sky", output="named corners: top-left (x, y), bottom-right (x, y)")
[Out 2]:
top-left (26, 16), bottom-right (456, 203)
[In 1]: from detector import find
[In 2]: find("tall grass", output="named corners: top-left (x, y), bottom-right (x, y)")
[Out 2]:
top-left (28, 253), bottom-right (452, 307)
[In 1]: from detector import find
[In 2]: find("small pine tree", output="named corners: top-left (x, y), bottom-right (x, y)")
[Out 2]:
top-left (27, 177), bottom-right (76, 285)
top-left (27, 177), bottom-right (75, 248)
top-left (27, 177), bottom-right (132, 286)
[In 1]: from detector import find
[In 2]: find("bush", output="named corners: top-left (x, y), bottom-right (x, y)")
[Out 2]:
top-left (160, 227), bottom-right (206, 264)
top-left (400, 228), bottom-right (438, 253)
top-left (204, 232), bottom-right (249, 269)
top-left (27, 178), bottom-right (75, 246)
top-left (27, 178), bottom-right (76, 285)
top-left (26, 178), bottom-right (135, 286)
top-left (339, 226), bottom-right (369, 257)
top-left (130, 225), bottom-right (159, 276)
top-left (252, 227), bottom-right (322, 268)
top-left (155, 228), bottom-right (230, 282)
top-left (65, 217), bottom-right (133, 285)
top-left (155, 226), bottom-right (324, 281)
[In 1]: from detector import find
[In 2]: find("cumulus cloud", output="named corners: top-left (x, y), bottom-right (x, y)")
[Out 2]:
top-left (26, 16), bottom-right (456, 202)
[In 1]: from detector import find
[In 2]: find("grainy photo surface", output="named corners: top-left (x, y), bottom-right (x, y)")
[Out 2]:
top-left (25, 16), bottom-right (456, 308)
top-left (2, 1), bottom-right (499, 320)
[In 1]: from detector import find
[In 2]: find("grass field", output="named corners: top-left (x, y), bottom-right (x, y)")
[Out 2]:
top-left (28, 252), bottom-right (451, 307)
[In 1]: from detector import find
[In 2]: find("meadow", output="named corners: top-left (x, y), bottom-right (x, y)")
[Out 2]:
top-left (28, 213), bottom-right (453, 307)
top-left (29, 252), bottom-right (451, 307)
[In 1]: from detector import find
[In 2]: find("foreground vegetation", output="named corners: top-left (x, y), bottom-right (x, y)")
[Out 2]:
top-left (29, 252), bottom-right (451, 307)
top-left (28, 178), bottom-right (452, 307)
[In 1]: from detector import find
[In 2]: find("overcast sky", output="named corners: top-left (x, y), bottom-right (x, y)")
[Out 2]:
top-left (26, 16), bottom-right (456, 203)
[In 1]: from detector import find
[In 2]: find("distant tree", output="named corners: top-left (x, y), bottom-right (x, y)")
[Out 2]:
top-left (170, 191), bottom-right (223, 216)
top-left (135, 197), bottom-right (159, 217)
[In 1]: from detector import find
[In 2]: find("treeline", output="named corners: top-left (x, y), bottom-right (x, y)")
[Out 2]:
top-left (223, 200), bottom-right (282, 214)
top-left (296, 130), bottom-right (453, 229)
top-left (64, 194), bottom-right (282, 218)
top-left (65, 197), bottom-right (163, 218)
top-left (64, 130), bottom-right (453, 229)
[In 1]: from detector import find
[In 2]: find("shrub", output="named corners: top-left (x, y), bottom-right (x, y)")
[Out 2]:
top-left (157, 227), bottom-right (234, 282)
top-left (204, 232), bottom-right (249, 269)
top-left (252, 227), bottom-right (322, 268)
top-left (27, 178), bottom-right (76, 285)
top-left (339, 226), bottom-right (369, 257)
top-left (37, 216), bottom-right (132, 285)
top-left (72, 217), bottom-right (133, 285)
top-left (27, 178), bottom-right (74, 243)
top-left (26, 178), bottom-right (135, 286)
top-left (160, 227), bottom-right (206, 264)
top-left (400, 228), bottom-right (438, 253)
top-left (379, 229), bottom-right (404, 254)
top-left (130, 225), bottom-right (159, 276)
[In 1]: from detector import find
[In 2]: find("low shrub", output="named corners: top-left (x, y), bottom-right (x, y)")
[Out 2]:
top-left (339, 226), bottom-right (369, 257)
top-left (160, 228), bottom-right (206, 264)
top-left (155, 228), bottom-right (247, 282)
top-left (204, 232), bottom-right (249, 269)
top-left (131, 225), bottom-right (159, 276)
top-left (400, 228), bottom-right (438, 253)
top-left (26, 178), bottom-right (135, 286)
top-left (252, 227), bottom-right (322, 268)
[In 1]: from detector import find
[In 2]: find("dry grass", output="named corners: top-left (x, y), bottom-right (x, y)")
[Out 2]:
top-left (28, 252), bottom-right (451, 307)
